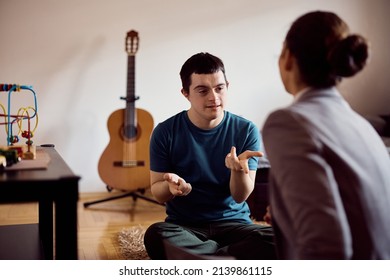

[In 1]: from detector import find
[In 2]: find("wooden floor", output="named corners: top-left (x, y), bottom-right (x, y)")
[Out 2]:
top-left (0, 190), bottom-right (166, 260)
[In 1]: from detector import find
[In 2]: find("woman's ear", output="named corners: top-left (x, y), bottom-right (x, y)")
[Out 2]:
top-left (279, 43), bottom-right (304, 94)
top-left (278, 43), bottom-right (296, 94)
top-left (284, 48), bottom-right (294, 71)
top-left (279, 44), bottom-right (294, 72)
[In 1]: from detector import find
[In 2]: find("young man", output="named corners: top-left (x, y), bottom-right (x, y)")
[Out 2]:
top-left (144, 52), bottom-right (275, 260)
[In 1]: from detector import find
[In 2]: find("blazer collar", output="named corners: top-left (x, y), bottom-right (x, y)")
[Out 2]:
top-left (294, 86), bottom-right (341, 103)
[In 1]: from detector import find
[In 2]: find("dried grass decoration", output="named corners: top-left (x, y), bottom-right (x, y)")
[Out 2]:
top-left (118, 225), bottom-right (149, 260)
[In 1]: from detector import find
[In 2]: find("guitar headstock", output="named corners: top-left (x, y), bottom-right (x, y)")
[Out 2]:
top-left (125, 30), bottom-right (139, 56)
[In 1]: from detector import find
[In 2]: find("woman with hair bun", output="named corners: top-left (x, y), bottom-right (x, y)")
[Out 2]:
top-left (262, 11), bottom-right (390, 259)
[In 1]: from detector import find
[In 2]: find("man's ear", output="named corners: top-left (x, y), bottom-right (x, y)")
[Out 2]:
top-left (181, 89), bottom-right (189, 98)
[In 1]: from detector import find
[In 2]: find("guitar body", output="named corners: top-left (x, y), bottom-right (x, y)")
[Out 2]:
top-left (98, 108), bottom-right (154, 191)
top-left (97, 30), bottom-right (154, 192)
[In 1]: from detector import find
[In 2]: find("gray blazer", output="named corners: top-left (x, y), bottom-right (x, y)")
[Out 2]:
top-left (262, 87), bottom-right (390, 259)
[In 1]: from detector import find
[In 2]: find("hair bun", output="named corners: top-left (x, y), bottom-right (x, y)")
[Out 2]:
top-left (328, 34), bottom-right (369, 77)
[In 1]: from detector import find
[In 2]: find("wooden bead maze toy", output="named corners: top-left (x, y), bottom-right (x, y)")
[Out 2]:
top-left (0, 83), bottom-right (39, 167)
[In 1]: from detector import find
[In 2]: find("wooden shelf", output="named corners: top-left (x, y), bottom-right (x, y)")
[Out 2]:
top-left (0, 223), bottom-right (44, 260)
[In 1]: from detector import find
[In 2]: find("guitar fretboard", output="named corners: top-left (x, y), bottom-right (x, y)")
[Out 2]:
top-left (124, 55), bottom-right (137, 139)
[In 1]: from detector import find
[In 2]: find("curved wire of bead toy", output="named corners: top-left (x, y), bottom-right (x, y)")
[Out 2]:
top-left (0, 84), bottom-right (38, 146)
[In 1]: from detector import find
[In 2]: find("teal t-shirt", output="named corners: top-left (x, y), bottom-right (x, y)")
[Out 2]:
top-left (150, 110), bottom-right (260, 224)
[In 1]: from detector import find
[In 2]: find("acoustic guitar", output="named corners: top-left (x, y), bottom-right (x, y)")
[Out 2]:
top-left (98, 30), bottom-right (154, 192)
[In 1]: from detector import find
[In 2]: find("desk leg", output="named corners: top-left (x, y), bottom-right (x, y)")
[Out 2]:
top-left (55, 195), bottom-right (78, 260)
top-left (39, 198), bottom-right (53, 260)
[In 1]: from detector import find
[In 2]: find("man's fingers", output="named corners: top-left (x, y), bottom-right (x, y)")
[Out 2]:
top-left (230, 146), bottom-right (237, 157)
top-left (164, 173), bottom-right (179, 185)
top-left (238, 159), bottom-right (249, 174)
top-left (241, 150), bottom-right (263, 159)
top-left (163, 173), bottom-right (171, 181)
top-left (177, 179), bottom-right (191, 196)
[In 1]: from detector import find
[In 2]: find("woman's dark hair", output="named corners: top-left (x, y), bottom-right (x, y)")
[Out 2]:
top-left (285, 11), bottom-right (369, 88)
top-left (179, 52), bottom-right (227, 93)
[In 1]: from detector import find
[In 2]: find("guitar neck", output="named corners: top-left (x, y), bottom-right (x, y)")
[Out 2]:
top-left (124, 54), bottom-right (137, 139)
top-left (127, 55), bottom-right (136, 103)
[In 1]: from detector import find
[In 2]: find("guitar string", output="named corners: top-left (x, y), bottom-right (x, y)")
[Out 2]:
top-left (124, 54), bottom-right (137, 167)
top-left (123, 106), bottom-right (137, 166)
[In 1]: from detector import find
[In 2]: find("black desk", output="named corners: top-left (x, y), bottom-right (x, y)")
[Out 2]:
top-left (247, 168), bottom-right (269, 221)
top-left (0, 146), bottom-right (80, 259)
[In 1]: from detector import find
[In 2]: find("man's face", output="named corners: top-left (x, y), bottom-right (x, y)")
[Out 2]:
top-left (182, 71), bottom-right (228, 127)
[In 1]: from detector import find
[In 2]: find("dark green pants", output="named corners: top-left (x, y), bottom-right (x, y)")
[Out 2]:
top-left (144, 221), bottom-right (276, 260)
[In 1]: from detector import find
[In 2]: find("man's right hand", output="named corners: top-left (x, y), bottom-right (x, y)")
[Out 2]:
top-left (163, 173), bottom-right (192, 197)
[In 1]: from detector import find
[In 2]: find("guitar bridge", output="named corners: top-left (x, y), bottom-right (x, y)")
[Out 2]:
top-left (113, 160), bottom-right (145, 167)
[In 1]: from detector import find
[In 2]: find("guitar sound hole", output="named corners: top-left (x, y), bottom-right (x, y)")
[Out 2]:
top-left (124, 125), bottom-right (137, 140)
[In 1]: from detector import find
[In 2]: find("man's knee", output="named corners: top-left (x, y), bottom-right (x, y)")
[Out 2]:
top-left (144, 222), bottom-right (167, 260)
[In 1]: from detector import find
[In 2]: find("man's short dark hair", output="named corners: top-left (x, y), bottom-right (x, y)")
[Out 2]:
top-left (179, 52), bottom-right (227, 93)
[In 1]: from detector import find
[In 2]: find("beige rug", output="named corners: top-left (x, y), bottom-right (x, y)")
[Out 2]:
top-left (118, 225), bottom-right (149, 260)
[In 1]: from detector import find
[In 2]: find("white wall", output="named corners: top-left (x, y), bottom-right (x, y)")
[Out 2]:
top-left (1, 0), bottom-right (389, 192)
